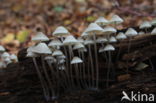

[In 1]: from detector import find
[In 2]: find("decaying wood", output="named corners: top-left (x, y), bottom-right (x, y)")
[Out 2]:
top-left (0, 31), bottom-right (156, 103)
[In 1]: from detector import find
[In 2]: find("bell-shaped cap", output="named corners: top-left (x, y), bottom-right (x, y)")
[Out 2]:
top-left (138, 31), bottom-right (145, 35)
top-left (53, 26), bottom-right (69, 37)
top-left (0, 61), bottom-right (6, 68)
top-left (48, 39), bottom-right (63, 47)
top-left (116, 32), bottom-right (127, 40)
top-left (84, 37), bottom-right (94, 45)
top-left (57, 55), bottom-right (66, 59)
top-left (52, 50), bottom-right (63, 56)
top-left (78, 47), bottom-right (87, 52)
top-left (85, 23), bottom-right (104, 34)
top-left (81, 32), bottom-right (89, 38)
top-left (98, 46), bottom-right (105, 53)
top-left (96, 37), bottom-right (108, 43)
top-left (151, 18), bottom-right (156, 26)
top-left (0, 45), bottom-right (5, 52)
top-left (125, 28), bottom-right (138, 37)
top-left (32, 32), bottom-right (49, 42)
top-left (63, 35), bottom-right (78, 45)
top-left (4, 57), bottom-right (12, 65)
top-left (27, 46), bottom-right (36, 52)
top-left (95, 17), bottom-right (109, 26)
top-left (10, 54), bottom-right (18, 62)
top-left (26, 52), bottom-right (39, 57)
top-left (109, 36), bottom-right (117, 43)
top-left (151, 28), bottom-right (156, 35)
top-left (1, 52), bottom-right (10, 59)
top-left (139, 21), bottom-right (151, 29)
top-left (44, 56), bottom-right (56, 63)
top-left (71, 57), bottom-right (83, 64)
top-left (73, 43), bottom-right (85, 50)
top-left (104, 44), bottom-right (115, 51)
top-left (103, 26), bottom-right (117, 34)
top-left (110, 15), bottom-right (124, 24)
top-left (32, 43), bottom-right (52, 54)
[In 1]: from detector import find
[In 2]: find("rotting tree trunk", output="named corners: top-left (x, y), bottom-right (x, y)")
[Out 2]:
top-left (0, 32), bottom-right (156, 103)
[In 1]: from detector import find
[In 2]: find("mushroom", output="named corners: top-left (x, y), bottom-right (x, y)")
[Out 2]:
top-left (103, 44), bottom-right (115, 87)
top-left (95, 16), bottom-right (109, 26)
top-left (110, 15), bottom-right (123, 25)
top-left (151, 28), bottom-right (156, 35)
top-left (85, 23), bottom-right (104, 90)
top-left (73, 42), bottom-right (87, 88)
top-left (32, 32), bottom-right (49, 42)
top-left (10, 54), bottom-right (18, 63)
top-left (71, 56), bottom-right (83, 89)
top-left (27, 46), bottom-right (51, 101)
top-left (32, 43), bottom-right (58, 99)
top-left (139, 21), bottom-right (151, 33)
top-left (63, 35), bottom-right (78, 88)
top-left (116, 32), bottom-right (127, 61)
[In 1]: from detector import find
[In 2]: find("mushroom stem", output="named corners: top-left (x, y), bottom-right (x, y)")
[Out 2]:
top-left (106, 51), bottom-right (111, 88)
top-left (93, 34), bottom-right (99, 90)
top-left (41, 55), bottom-right (55, 99)
top-left (88, 44), bottom-right (94, 89)
top-left (68, 45), bottom-right (75, 88)
top-left (32, 58), bottom-right (50, 101)
top-left (74, 63), bottom-right (81, 89)
top-left (81, 51), bottom-right (88, 88)
top-left (78, 51), bottom-right (86, 88)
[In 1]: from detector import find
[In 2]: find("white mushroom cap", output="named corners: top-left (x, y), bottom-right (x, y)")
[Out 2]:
top-left (58, 66), bottom-right (65, 70)
top-left (32, 43), bottom-right (52, 54)
top-left (26, 52), bottom-right (39, 57)
top-left (98, 46), bottom-right (105, 53)
top-left (52, 50), bottom-right (63, 56)
top-left (63, 35), bottom-right (78, 45)
top-left (53, 26), bottom-right (69, 37)
top-left (103, 26), bottom-right (117, 34)
top-left (151, 28), bottom-right (156, 35)
top-left (27, 46), bottom-right (36, 52)
top-left (125, 28), bottom-right (138, 37)
top-left (84, 37), bottom-right (94, 45)
top-left (4, 57), bottom-right (12, 65)
top-left (109, 36), bottom-right (117, 43)
top-left (78, 47), bottom-right (87, 52)
top-left (0, 61), bottom-right (6, 68)
top-left (44, 56), bottom-right (56, 63)
top-left (85, 23), bottom-right (104, 34)
top-left (116, 32), bottom-right (127, 40)
top-left (95, 16), bottom-right (109, 26)
top-left (73, 43), bottom-right (85, 50)
top-left (138, 31), bottom-right (145, 35)
top-left (139, 21), bottom-right (151, 29)
top-left (71, 57), bottom-right (83, 64)
top-left (10, 54), bottom-right (18, 62)
top-left (103, 44), bottom-right (115, 51)
top-left (110, 15), bottom-right (124, 24)
top-left (32, 32), bottom-right (49, 42)
top-left (151, 18), bottom-right (156, 26)
top-left (48, 39), bottom-right (63, 47)
top-left (96, 37), bottom-right (108, 43)
top-left (0, 46), bottom-right (5, 52)
top-left (57, 55), bottom-right (66, 59)
top-left (81, 32), bottom-right (89, 38)
top-left (1, 52), bottom-right (10, 59)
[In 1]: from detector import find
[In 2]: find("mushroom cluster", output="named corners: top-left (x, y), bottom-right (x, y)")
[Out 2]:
top-left (27, 15), bottom-right (156, 101)
top-left (0, 45), bottom-right (18, 69)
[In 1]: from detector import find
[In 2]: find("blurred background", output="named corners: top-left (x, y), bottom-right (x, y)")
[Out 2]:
top-left (0, 0), bottom-right (156, 54)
